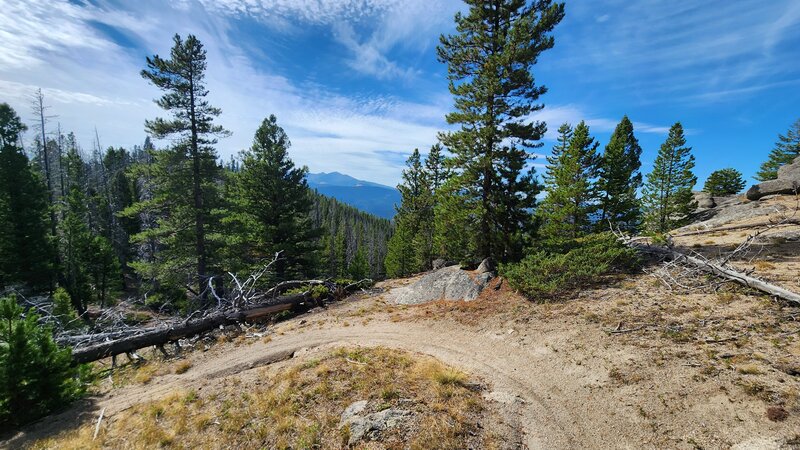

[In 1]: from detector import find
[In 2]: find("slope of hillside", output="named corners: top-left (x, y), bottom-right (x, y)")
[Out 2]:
top-left (307, 172), bottom-right (400, 219)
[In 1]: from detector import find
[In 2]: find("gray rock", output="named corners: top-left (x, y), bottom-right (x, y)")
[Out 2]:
top-left (432, 258), bottom-right (457, 271)
top-left (675, 199), bottom-right (789, 232)
top-left (693, 191), bottom-right (715, 209)
top-left (746, 179), bottom-right (799, 201)
top-left (777, 155), bottom-right (800, 180)
top-left (340, 400), bottom-right (368, 426)
top-left (387, 265), bottom-right (493, 305)
top-left (476, 257), bottom-right (495, 274)
top-left (754, 230), bottom-right (800, 244)
top-left (343, 408), bottom-right (411, 445)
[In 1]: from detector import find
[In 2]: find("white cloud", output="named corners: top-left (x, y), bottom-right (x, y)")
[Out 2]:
top-left (556, 0), bottom-right (800, 103)
top-left (0, 0), bottom-right (455, 185)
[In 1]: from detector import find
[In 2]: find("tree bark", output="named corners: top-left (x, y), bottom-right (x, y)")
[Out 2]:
top-left (70, 293), bottom-right (307, 364)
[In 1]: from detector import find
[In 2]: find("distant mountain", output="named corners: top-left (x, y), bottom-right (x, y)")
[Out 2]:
top-left (307, 172), bottom-right (400, 219)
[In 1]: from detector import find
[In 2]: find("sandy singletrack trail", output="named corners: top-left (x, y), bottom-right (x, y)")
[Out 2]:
top-left (72, 319), bottom-right (616, 449)
top-left (7, 274), bottom-right (800, 449)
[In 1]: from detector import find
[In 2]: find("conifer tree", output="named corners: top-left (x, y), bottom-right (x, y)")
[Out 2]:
top-left (0, 295), bottom-right (86, 428)
top-left (60, 146), bottom-right (94, 313)
top-left (384, 219), bottom-right (416, 278)
top-left (384, 149), bottom-right (428, 277)
top-left (225, 115), bottom-right (319, 281)
top-left (642, 122), bottom-right (697, 233)
top-left (755, 118), bottom-right (800, 181)
top-left (0, 104), bottom-right (55, 291)
top-left (703, 168), bottom-right (745, 196)
top-left (544, 123), bottom-right (573, 184)
top-left (424, 144), bottom-right (450, 191)
top-left (597, 116), bottom-right (643, 231)
top-left (437, 0), bottom-right (565, 262)
top-left (130, 34), bottom-right (229, 301)
top-left (538, 121), bottom-right (600, 247)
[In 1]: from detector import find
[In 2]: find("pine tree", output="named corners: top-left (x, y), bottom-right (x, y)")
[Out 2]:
top-left (0, 103), bottom-right (56, 290)
top-left (424, 144), bottom-right (450, 192)
top-left (437, 0), bottom-right (565, 262)
top-left (60, 146), bottom-right (94, 313)
top-left (0, 104), bottom-right (55, 291)
top-left (642, 122), bottom-right (697, 233)
top-left (384, 149), bottom-right (429, 277)
top-left (755, 118), bottom-right (800, 181)
top-left (544, 123), bottom-right (573, 184)
top-left (225, 115), bottom-right (319, 281)
top-left (131, 34), bottom-right (229, 301)
top-left (538, 121), bottom-right (600, 247)
top-left (384, 218), bottom-right (416, 278)
top-left (597, 116), bottom-right (643, 231)
top-left (348, 246), bottom-right (369, 280)
top-left (432, 178), bottom-right (476, 263)
top-left (0, 295), bottom-right (86, 429)
top-left (703, 168), bottom-right (745, 196)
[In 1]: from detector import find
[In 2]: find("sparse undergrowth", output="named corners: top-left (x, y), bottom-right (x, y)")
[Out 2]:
top-left (31, 347), bottom-right (494, 450)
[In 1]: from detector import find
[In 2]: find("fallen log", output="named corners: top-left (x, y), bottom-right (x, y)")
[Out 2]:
top-left (70, 293), bottom-right (306, 365)
top-left (634, 243), bottom-right (800, 307)
top-left (672, 219), bottom-right (800, 237)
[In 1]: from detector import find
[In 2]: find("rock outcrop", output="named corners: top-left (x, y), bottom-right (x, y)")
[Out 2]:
top-left (339, 400), bottom-right (411, 445)
top-left (746, 156), bottom-right (800, 201)
top-left (387, 259), bottom-right (495, 305)
top-left (693, 191), bottom-right (716, 209)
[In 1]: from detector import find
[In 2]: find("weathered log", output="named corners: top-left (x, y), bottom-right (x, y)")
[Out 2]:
top-left (635, 243), bottom-right (800, 307)
top-left (672, 219), bottom-right (800, 237)
top-left (71, 293), bottom-right (307, 364)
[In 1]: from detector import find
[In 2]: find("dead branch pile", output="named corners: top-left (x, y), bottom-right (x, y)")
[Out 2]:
top-left (46, 253), bottom-right (373, 364)
top-left (616, 195), bottom-right (800, 307)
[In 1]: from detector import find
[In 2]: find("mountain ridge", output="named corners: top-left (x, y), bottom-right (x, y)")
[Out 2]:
top-left (306, 172), bottom-right (400, 219)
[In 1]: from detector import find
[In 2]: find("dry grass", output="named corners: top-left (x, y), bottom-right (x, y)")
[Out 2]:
top-left (173, 360), bottom-right (193, 375)
top-left (31, 347), bottom-right (492, 450)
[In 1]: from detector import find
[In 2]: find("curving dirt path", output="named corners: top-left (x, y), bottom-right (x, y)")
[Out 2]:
top-left (8, 278), bottom-right (800, 449)
top-left (16, 319), bottom-right (631, 449)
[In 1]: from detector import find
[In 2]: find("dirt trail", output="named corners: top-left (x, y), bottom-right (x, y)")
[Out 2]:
top-left (73, 321), bottom-right (608, 449)
top-left (8, 275), bottom-right (800, 449)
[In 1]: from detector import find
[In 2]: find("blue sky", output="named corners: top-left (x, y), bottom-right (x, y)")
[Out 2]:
top-left (1, 0), bottom-right (799, 187)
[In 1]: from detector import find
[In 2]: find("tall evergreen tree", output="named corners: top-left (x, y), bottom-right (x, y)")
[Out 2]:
top-left (537, 121), bottom-right (600, 247)
top-left (424, 144), bottom-right (450, 192)
top-left (59, 146), bottom-right (94, 313)
top-left (437, 0), bottom-right (564, 262)
top-left (384, 149), bottom-right (428, 277)
top-left (0, 104), bottom-right (55, 290)
top-left (703, 168), bottom-right (745, 196)
top-left (642, 122), bottom-right (697, 233)
top-left (131, 34), bottom-right (229, 301)
top-left (755, 118), bottom-right (800, 181)
top-left (597, 116), bottom-right (643, 231)
top-left (224, 115), bottom-right (319, 281)
top-left (413, 146), bottom-right (448, 269)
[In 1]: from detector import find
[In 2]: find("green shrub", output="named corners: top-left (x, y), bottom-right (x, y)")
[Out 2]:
top-left (501, 233), bottom-right (639, 300)
top-left (52, 287), bottom-right (80, 329)
top-left (0, 295), bottom-right (87, 430)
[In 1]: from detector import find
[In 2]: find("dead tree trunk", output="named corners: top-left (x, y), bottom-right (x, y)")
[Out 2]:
top-left (633, 243), bottom-right (800, 307)
top-left (70, 293), bottom-right (306, 364)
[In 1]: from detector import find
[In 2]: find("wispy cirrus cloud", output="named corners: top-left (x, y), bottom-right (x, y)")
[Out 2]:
top-left (555, 0), bottom-right (800, 103)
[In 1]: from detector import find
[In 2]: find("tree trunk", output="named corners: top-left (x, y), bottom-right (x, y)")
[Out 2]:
top-left (70, 293), bottom-right (308, 364)
top-left (633, 243), bottom-right (800, 307)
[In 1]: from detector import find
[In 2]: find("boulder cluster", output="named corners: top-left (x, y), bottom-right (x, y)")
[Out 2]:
top-left (746, 156), bottom-right (800, 201)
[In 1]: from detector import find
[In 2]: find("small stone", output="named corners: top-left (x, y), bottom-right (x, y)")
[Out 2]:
top-left (340, 400), bottom-right (368, 426)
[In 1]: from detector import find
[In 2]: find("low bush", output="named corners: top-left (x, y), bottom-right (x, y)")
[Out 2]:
top-left (501, 233), bottom-right (639, 300)
top-left (0, 295), bottom-right (88, 430)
